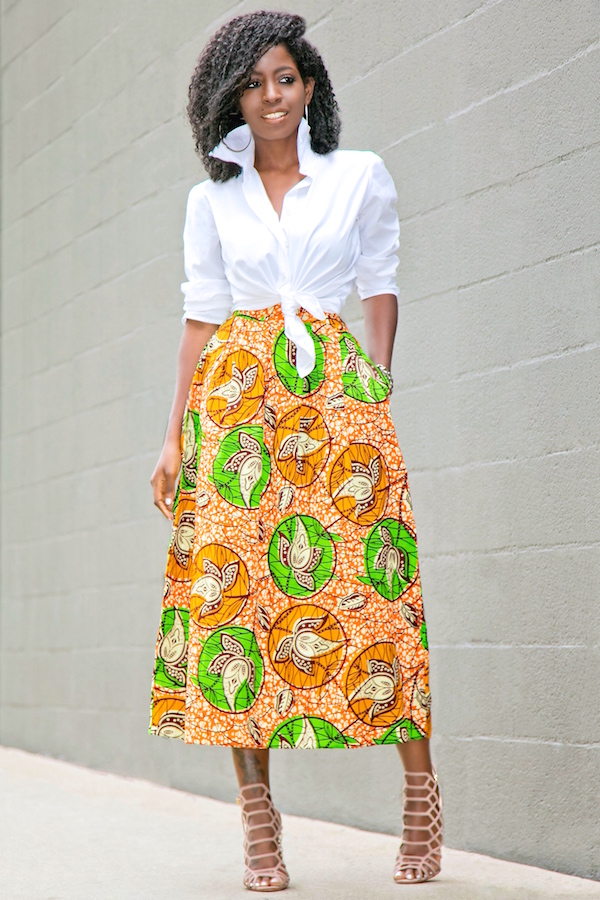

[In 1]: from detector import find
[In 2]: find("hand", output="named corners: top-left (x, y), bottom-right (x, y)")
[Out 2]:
top-left (150, 438), bottom-right (182, 521)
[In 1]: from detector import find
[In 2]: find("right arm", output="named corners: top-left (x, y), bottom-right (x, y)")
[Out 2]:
top-left (150, 319), bottom-right (218, 520)
top-left (150, 182), bottom-right (232, 520)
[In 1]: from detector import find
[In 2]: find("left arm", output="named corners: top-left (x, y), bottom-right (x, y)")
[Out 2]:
top-left (361, 292), bottom-right (397, 370)
top-left (355, 154), bottom-right (400, 374)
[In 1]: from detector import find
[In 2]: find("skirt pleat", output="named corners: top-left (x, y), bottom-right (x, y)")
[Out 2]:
top-left (149, 305), bottom-right (431, 749)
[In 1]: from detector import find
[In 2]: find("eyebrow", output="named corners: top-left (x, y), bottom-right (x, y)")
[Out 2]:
top-left (248, 65), bottom-right (296, 76)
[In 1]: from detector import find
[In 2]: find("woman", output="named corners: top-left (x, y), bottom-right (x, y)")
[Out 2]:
top-left (149, 10), bottom-right (442, 891)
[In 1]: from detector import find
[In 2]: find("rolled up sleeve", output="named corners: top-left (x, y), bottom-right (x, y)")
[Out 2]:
top-left (355, 154), bottom-right (400, 301)
top-left (180, 183), bottom-right (233, 325)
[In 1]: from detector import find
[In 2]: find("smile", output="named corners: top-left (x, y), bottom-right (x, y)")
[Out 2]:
top-left (262, 111), bottom-right (288, 119)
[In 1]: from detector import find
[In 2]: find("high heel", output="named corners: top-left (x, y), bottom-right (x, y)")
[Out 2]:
top-left (393, 768), bottom-right (442, 884)
top-left (237, 783), bottom-right (290, 892)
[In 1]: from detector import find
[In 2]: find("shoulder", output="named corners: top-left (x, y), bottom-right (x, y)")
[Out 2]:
top-left (184, 177), bottom-right (239, 225)
top-left (321, 148), bottom-right (388, 176)
top-left (185, 179), bottom-right (211, 217)
top-left (186, 174), bottom-right (242, 203)
top-left (187, 177), bottom-right (225, 205)
top-left (320, 150), bottom-right (397, 207)
top-left (319, 149), bottom-right (395, 192)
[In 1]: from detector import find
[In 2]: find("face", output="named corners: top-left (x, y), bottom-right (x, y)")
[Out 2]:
top-left (238, 44), bottom-right (314, 144)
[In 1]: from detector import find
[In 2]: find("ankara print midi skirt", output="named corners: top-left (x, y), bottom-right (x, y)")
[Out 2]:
top-left (148, 304), bottom-right (432, 749)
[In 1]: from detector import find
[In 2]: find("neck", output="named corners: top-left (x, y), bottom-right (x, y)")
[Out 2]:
top-left (253, 129), bottom-right (300, 174)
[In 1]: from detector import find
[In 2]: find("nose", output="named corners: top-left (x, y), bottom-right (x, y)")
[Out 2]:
top-left (263, 77), bottom-right (282, 103)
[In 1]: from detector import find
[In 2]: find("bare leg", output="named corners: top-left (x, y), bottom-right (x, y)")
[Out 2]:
top-left (232, 749), bottom-right (285, 889)
top-left (232, 747), bottom-right (271, 788)
top-left (395, 738), bottom-right (440, 882)
top-left (396, 735), bottom-right (433, 775)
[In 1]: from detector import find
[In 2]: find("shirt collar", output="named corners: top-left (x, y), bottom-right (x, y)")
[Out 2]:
top-left (208, 115), bottom-right (320, 180)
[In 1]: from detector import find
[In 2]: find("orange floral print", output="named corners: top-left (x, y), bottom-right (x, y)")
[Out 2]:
top-left (149, 305), bottom-right (431, 749)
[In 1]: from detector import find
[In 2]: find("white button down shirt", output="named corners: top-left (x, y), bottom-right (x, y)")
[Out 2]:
top-left (181, 116), bottom-right (399, 376)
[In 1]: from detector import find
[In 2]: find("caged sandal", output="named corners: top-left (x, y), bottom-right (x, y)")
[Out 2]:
top-left (237, 783), bottom-right (290, 892)
top-left (393, 768), bottom-right (443, 885)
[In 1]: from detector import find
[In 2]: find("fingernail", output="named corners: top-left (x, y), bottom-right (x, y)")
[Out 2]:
top-left (165, 498), bottom-right (172, 505)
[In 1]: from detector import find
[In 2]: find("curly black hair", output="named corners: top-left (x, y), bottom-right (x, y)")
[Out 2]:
top-left (187, 10), bottom-right (341, 182)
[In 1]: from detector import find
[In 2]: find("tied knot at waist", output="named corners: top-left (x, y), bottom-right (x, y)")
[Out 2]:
top-left (232, 289), bottom-right (339, 376)
top-left (279, 289), bottom-right (332, 377)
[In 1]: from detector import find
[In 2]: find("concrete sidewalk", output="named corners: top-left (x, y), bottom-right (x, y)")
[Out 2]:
top-left (0, 746), bottom-right (597, 900)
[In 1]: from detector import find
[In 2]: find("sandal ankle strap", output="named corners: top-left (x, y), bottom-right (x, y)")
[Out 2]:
top-left (237, 782), bottom-right (290, 892)
top-left (394, 768), bottom-right (443, 885)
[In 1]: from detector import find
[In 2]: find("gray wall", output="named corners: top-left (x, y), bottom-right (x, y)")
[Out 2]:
top-left (1, 0), bottom-right (599, 881)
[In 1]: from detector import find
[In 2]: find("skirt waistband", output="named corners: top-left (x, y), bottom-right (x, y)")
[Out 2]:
top-left (231, 302), bottom-right (343, 322)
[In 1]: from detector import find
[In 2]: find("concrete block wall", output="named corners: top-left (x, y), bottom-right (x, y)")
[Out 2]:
top-left (1, 0), bottom-right (598, 880)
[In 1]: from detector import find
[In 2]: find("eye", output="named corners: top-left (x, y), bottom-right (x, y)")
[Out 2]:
top-left (246, 80), bottom-right (261, 89)
top-left (280, 75), bottom-right (295, 84)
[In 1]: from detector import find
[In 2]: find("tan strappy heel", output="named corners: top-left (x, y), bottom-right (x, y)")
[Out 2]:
top-left (393, 768), bottom-right (443, 884)
top-left (237, 783), bottom-right (290, 892)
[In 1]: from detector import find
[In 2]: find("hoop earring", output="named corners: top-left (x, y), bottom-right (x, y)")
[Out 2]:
top-left (219, 121), bottom-right (252, 152)
top-left (304, 103), bottom-right (310, 127)
top-left (221, 132), bottom-right (252, 152)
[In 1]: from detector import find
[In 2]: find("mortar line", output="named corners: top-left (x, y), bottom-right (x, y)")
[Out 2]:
top-left (390, 341), bottom-right (600, 395)
top-left (305, 9), bottom-right (335, 33)
top-left (3, 38), bottom-right (174, 168)
top-left (338, 0), bottom-right (505, 93)
top-left (3, 150), bottom-right (187, 236)
top-left (399, 240), bottom-right (600, 307)
top-left (453, 341), bottom-right (600, 382)
top-left (396, 139), bottom-right (600, 227)
top-left (431, 643), bottom-right (587, 650)
top-left (1, 251), bottom-right (175, 320)
top-left (2, 121), bottom-right (182, 237)
top-left (0, 6), bottom-right (72, 74)
top-left (449, 735), bottom-right (600, 750)
top-left (409, 443), bottom-right (600, 475)
top-left (2, 0), bottom-right (158, 125)
top-left (378, 36), bottom-right (600, 156)
top-left (392, 343), bottom-right (600, 394)
top-left (420, 540), bottom-right (600, 560)
top-left (446, 36), bottom-right (600, 123)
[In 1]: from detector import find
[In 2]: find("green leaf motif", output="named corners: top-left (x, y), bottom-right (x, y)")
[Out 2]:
top-left (171, 480), bottom-right (181, 515)
top-left (162, 608), bottom-right (189, 640)
top-left (272, 325), bottom-right (326, 396)
top-left (373, 718), bottom-right (426, 745)
top-left (339, 332), bottom-right (391, 403)
top-left (180, 409), bottom-right (202, 492)
top-left (268, 715), bottom-right (353, 749)
top-left (361, 518), bottom-right (418, 601)
top-left (197, 626), bottom-right (263, 714)
top-left (154, 608), bottom-right (190, 691)
top-left (267, 514), bottom-right (336, 598)
top-left (212, 426), bottom-right (271, 509)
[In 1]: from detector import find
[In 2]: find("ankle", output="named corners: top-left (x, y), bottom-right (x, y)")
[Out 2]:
top-left (238, 781), bottom-right (271, 797)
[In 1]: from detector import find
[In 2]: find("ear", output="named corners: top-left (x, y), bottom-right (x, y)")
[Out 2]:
top-left (304, 76), bottom-right (315, 106)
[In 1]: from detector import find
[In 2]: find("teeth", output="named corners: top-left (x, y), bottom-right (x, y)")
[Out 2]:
top-left (263, 112), bottom-right (286, 119)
